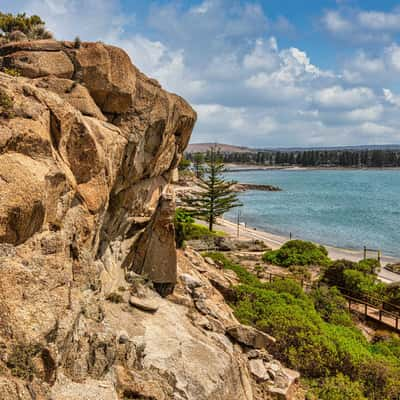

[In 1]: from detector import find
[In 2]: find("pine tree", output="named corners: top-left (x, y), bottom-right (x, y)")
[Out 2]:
top-left (183, 147), bottom-right (242, 231)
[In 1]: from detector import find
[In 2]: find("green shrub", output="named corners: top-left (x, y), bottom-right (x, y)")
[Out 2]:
top-left (263, 240), bottom-right (330, 267)
top-left (309, 374), bottom-right (367, 400)
top-left (311, 286), bottom-right (353, 327)
top-left (343, 269), bottom-right (386, 300)
top-left (358, 258), bottom-right (380, 274)
top-left (201, 250), bottom-right (400, 399)
top-left (174, 209), bottom-right (223, 248)
top-left (321, 259), bottom-right (385, 301)
top-left (106, 292), bottom-right (123, 303)
top-left (265, 278), bottom-right (305, 299)
top-left (385, 282), bottom-right (400, 309)
top-left (74, 36), bottom-right (81, 49)
top-left (2, 67), bottom-right (21, 77)
top-left (321, 259), bottom-right (358, 287)
top-left (0, 89), bottom-right (14, 118)
top-left (7, 343), bottom-right (41, 380)
top-left (202, 251), bottom-right (262, 287)
top-left (0, 90), bottom-right (13, 109)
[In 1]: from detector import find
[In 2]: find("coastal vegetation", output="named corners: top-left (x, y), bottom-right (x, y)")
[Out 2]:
top-left (263, 240), bottom-right (400, 310)
top-left (203, 250), bottom-right (400, 399)
top-left (262, 239), bottom-right (330, 267)
top-left (187, 148), bottom-right (400, 168)
top-left (174, 208), bottom-right (224, 248)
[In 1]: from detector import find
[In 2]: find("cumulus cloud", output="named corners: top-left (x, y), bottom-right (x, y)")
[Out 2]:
top-left (321, 7), bottom-right (400, 44)
top-left (313, 86), bottom-right (375, 109)
top-left (1, 0), bottom-right (400, 146)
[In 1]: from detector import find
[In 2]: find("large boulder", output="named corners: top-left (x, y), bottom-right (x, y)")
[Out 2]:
top-left (0, 38), bottom-right (198, 399)
top-left (2, 50), bottom-right (74, 78)
top-left (226, 324), bottom-right (276, 349)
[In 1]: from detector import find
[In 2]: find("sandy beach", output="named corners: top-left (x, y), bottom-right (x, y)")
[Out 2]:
top-left (198, 217), bottom-right (400, 284)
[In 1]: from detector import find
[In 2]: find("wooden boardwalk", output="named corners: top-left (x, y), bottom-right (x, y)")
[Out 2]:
top-left (345, 295), bottom-right (399, 332)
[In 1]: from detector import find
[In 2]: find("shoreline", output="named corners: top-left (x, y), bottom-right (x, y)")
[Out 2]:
top-left (225, 164), bottom-right (400, 172)
top-left (206, 217), bottom-right (400, 284)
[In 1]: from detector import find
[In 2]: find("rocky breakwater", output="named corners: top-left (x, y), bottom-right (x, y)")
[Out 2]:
top-left (0, 38), bottom-right (300, 400)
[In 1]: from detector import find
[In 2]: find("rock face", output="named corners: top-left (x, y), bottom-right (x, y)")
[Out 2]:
top-left (0, 39), bottom-right (300, 400)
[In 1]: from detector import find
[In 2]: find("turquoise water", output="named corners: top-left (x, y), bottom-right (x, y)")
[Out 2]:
top-left (224, 169), bottom-right (400, 257)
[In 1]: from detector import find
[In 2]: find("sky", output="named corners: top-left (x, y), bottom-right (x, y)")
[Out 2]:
top-left (3, 1), bottom-right (400, 147)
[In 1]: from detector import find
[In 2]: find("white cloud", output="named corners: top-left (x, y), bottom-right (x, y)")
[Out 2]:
top-left (243, 38), bottom-right (278, 71)
top-left (322, 11), bottom-right (352, 35)
top-left (358, 10), bottom-right (400, 31)
top-left (321, 8), bottom-right (400, 44)
top-left (383, 88), bottom-right (400, 108)
top-left (384, 43), bottom-right (400, 71)
top-left (313, 86), bottom-right (375, 109)
top-left (1, 0), bottom-right (400, 146)
top-left (343, 44), bottom-right (400, 86)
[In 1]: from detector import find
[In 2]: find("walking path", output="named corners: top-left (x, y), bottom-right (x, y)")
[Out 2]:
top-left (346, 295), bottom-right (399, 332)
top-left (206, 217), bottom-right (400, 284)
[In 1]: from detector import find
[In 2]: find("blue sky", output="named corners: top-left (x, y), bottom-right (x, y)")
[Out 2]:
top-left (3, 0), bottom-right (400, 147)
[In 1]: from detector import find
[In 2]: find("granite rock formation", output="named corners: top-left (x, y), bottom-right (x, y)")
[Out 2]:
top-left (0, 39), bottom-right (300, 399)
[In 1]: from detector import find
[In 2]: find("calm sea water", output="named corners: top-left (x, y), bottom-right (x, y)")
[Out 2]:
top-left (224, 169), bottom-right (400, 257)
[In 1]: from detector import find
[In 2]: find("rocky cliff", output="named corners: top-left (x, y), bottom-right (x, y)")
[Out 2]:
top-left (0, 39), bottom-right (299, 400)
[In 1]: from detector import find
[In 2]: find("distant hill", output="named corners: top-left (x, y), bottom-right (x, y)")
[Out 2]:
top-left (187, 142), bottom-right (400, 153)
top-left (186, 143), bottom-right (255, 153)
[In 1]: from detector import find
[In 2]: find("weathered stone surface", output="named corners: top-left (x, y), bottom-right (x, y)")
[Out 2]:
top-left (249, 359), bottom-right (269, 382)
top-left (73, 42), bottom-right (137, 113)
top-left (0, 38), bottom-right (198, 399)
top-left (0, 38), bottom-right (302, 400)
top-left (2, 50), bottom-right (74, 78)
top-left (227, 324), bottom-right (276, 349)
top-left (129, 296), bottom-right (160, 312)
top-left (33, 76), bottom-right (106, 120)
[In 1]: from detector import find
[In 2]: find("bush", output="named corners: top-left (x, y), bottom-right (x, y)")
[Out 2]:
top-left (321, 259), bottom-right (358, 287)
top-left (309, 374), bottom-right (367, 400)
top-left (358, 258), bottom-right (380, 274)
top-left (7, 343), bottom-right (41, 380)
top-left (385, 282), bottom-right (400, 309)
top-left (265, 278), bottom-right (306, 299)
top-left (203, 251), bottom-right (262, 287)
top-left (225, 256), bottom-right (400, 398)
top-left (74, 36), bottom-right (81, 49)
top-left (106, 292), bottom-right (123, 303)
top-left (310, 286), bottom-right (353, 327)
top-left (178, 156), bottom-right (191, 171)
top-left (174, 209), bottom-right (223, 248)
top-left (263, 240), bottom-right (330, 268)
top-left (343, 269), bottom-right (385, 299)
top-left (2, 67), bottom-right (21, 77)
top-left (0, 89), bottom-right (14, 118)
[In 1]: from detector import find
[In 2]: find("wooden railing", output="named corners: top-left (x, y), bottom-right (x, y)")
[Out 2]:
top-left (344, 294), bottom-right (399, 331)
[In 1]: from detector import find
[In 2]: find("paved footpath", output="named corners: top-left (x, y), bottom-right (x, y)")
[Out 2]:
top-left (201, 218), bottom-right (400, 284)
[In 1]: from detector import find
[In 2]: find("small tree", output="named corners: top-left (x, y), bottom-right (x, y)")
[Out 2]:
top-left (0, 12), bottom-right (52, 41)
top-left (183, 146), bottom-right (241, 231)
top-left (192, 152), bottom-right (205, 178)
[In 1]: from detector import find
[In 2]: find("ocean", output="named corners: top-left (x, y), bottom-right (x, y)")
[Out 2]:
top-left (224, 169), bottom-right (400, 257)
